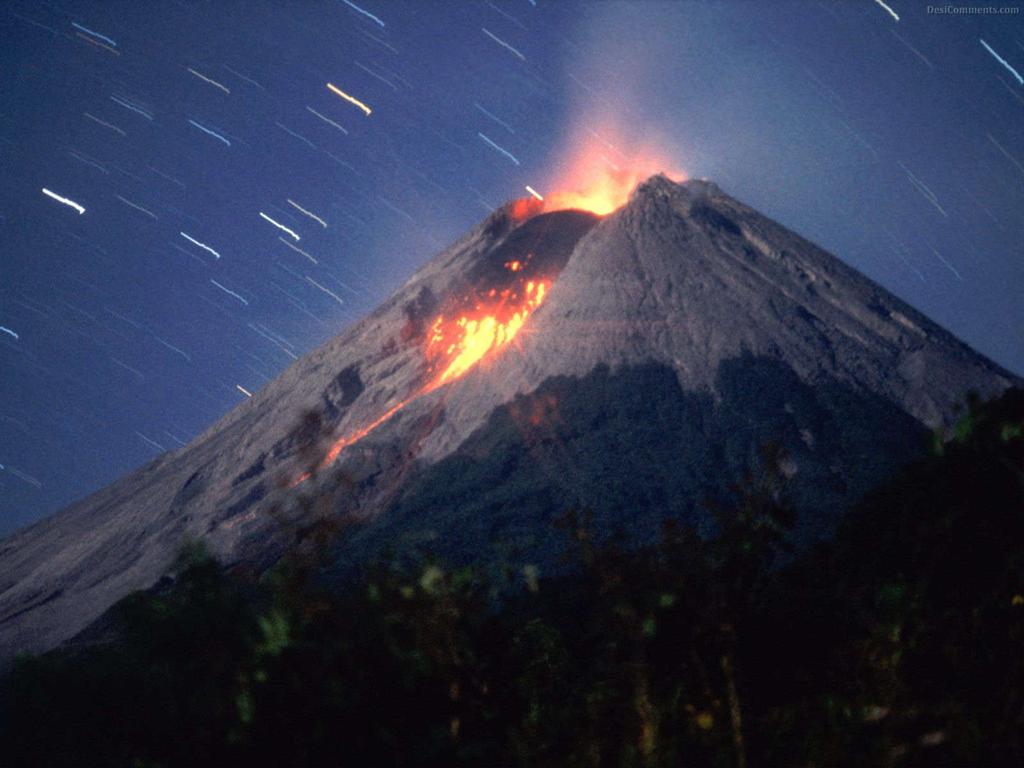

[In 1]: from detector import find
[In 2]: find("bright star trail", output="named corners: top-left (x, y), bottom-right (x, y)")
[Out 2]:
top-left (287, 199), bottom-right (328, 228)
top-left (478, 132), bottom-right (520, 165)
top-left (326, 83), bottom-right (373, 116)
top-left (188, 119), bottom-right (231, 146)
top-left (180, 232), bottom-right (222, 259)
top-left (306, 106), bottom-right (349, 134)
top-left (210, 279), bottom-right (249, 305)
top-left (71, 21), bottom-right (117, 47)
top-left (0, 0), bottom-right (1021, 542)
top-left (187, 67), bottom-right (231, 94)
top-left (341, 0), bottom-right (386, 28)
top-left (980, 39), bottom-right (1024, 85)
top-left (871, 0), bottom-right (900, 23)
top-left (482, 27), bottom-right (526, 61)
top-left (259, 211), bottom-right (301, 241)
top-left (41, 188), bottom-right (85, 214)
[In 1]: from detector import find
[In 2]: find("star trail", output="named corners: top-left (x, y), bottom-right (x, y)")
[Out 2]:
top-left (0, 1), bottom-right (1022, 535)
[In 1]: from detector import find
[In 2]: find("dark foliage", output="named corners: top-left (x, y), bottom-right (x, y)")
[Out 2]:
top-left (1, 390), bottom-right (1021, 767)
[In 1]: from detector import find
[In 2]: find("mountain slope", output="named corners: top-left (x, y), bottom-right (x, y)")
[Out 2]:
top-left (0, 176), bottom-right (1015, 659)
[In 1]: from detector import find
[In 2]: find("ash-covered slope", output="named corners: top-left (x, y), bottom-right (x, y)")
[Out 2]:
top-left (0, 176), bottom-right (1014, 659)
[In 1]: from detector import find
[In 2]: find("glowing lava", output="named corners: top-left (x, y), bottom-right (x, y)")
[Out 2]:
top-left (426, 278), bottom-right (547, 387)
top-left (542, 126), bottom-right (685, 216)
top-left (297, 263), bottom-right (551, 482)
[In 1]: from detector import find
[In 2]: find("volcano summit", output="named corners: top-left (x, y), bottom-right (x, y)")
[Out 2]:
top-left (0, 175), bottom-right (1015, 658)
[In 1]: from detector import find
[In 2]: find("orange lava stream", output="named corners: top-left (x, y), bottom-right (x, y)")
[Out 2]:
top-left (426, 279), bottom-right (547, 387)
top-left (294, 270), bottom-right (550, 483)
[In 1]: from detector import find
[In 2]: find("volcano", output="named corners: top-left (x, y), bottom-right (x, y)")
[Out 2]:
top-left (0, 175), bottom-right (1016, 659)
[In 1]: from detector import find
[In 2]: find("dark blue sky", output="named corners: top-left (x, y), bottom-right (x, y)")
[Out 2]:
top-left (2, 0), bottom-right (1022, 535)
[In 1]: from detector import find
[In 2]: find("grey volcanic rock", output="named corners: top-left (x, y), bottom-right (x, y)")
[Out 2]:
top-left (0, 176), bottom-right (1015, 659)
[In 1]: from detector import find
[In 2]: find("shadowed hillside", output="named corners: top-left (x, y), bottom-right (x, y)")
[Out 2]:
top-left (3, 389), bottom-right (1021, 767)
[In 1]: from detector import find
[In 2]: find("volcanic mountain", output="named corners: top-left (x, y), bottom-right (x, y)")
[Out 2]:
top-left (0, 175), bottom-right (1016, 659)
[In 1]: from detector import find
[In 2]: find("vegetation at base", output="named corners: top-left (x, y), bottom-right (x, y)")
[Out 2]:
top-left (1, 389), bottom-right (1022, 767)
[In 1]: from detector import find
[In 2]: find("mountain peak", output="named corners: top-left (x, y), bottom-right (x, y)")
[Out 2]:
top-left (629, 174), bottom-right (718, 207)
top-left (0, 178), bottom-right (1015, 661)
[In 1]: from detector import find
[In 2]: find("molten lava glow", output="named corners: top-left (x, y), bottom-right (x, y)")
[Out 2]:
top-left (296, 265), bottom-right (551, 482)
top-left (320, 400), bottom-right (409, 467)
top-left (543, 130), bottom-right (685, 216)
top-left (426, 278), bottom-right (547, 387)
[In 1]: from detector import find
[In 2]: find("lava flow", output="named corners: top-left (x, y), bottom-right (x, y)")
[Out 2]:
top-left (295, 263), bottom-right (551, 482)
top-left (425, 278), bottom-right (547, 388)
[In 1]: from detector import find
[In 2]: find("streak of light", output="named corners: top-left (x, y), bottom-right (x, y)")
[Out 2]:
top-left (276, 121), bottom-right (317, 148)
top-left (152, 335), bottom-right (191, 361)
top-left (188, 119), bottom-right (231, 146)
top-left (997, 75), bottom-right (1024, 106)
top-left (871, 0), bottom-right (899, 23)
top-left (180, 232), bottom-right (221, 259)
top-left (885, 228), bottom-right (927, 283)
top-left (355, 61), bottom-right (396, 91)
top-left (525, 185), bottom-right (544, 201)
top-left (9, 11), bottom-right (57, 35)
top-left (360, 29), bottom-right (398, 54)
top-left (899, 164), bottom-right (947, 218)
top-left (889, 28), bottom-right (932, 69)
top-left (486, 1), bottom-right (526, 30)
top-left (326, 83), bottom-right (372, 116)
top-left (474, 102), bottom-right (515, 133)
top-left (13, 299), bottom-right (50, 320)
top-left (477, 132), bottom-right (520, 165)
top-left (326, 152), bottom-right (359, 173)
top-left (187, 67), bottom-right (231, 94)
top-left (149, 166), bottom-right (185, 188)
top-left (287, 199), bottom-right (328, 227)
top-left (341, 0), bottom-right (385, 27)
top-left (110, 356), bottom-right (144, 380)
top-left (306, 106), bottom-right (348, 134)
top-left (377, 196), bottom-right (414, 223)
top-left (110, 95), bottom-right (153, 120)
top-left (236, 384), bottom-right (253, 397)
top-left (210, 279), bottom-right (249, 305)
top-left (223, 64), bottom-right (265, 90)
top-left (113, 165), bottom-right (145, 184)
top-left (0, 326), bottom-right (19, 339)
top-left (172, 242), bottom-right (207, 264)
top-left (75, 33), bottom-right (119, 55)
top-left (116, 194), bottom-right (158, 219)
top-left (84, 112), bottom-right (126, 136)
top-left (260, 211), bottom-right (301, 241)
top-left (279, 237), bottom-right (318, 263)
top-left (68, 150), bottom-right (109, 174)
top-left (377, 62), bottom-right (413, 90)
top-left (105, 307), bottom-right (142, 329)
top-left (305, 276), bottom-right (345, 305)
top-left (482, 27), bottom-right (525, 60)
top-left (135, 431), bottom-right (166, 452)
top-left (286, 296), bottom-right (326, 326)
top-left (248, 322), bottom-right (298, 359)
top-left (164, 431), bottom-right (187, 447)
top-left (41, 188), bottom-right (85, 214)
top-left (987, 132), bottom-right (1024, 179)
top-left (980, 39), bottom-right (1023, 85)
top-left (71, 21), bottom-right (116, 46)
top-left (928, 245), bottom-right (963, 281)
top-left (2, 465), bottom-right (42, 489)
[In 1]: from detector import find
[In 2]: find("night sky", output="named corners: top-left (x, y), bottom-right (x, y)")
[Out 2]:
top-left (1, 0), bottom-right (1022, 536)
